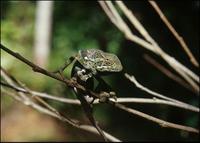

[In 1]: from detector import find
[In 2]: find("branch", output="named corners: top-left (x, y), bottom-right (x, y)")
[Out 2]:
top-left (1, 68), bottom-right (120, 142)
top-left (1, 81), bottom-right (199, 113)
top-left (124, 73), bottom-right (199, 112)
top-left (99, 1), bottom-right (199, 93)
top-left (110, 101), bottom-right (199, 134)
top-left (148, 0), bottom-right (199, 67)
top-left (114, 1), bottom-right (199, 84)
top-left (1, 89), bottom-right (120, 142)
top-left (2, 82), bottom-right (199, 134)
top-left (143, 54), bottom-right (197, 94)
top-left (1, 44), bottom-right (199, 134)
top-left (0, 44), bottom-right (101, 100)
top-left (98, 1), bottom-right (157, 53)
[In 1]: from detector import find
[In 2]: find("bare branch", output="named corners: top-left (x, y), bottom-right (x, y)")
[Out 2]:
top-left (110, 101), bottom-right (199, 134)
top-left (1, 68), bottom-right (121, 142)
top-left (1, 89), bottom-right (121, 142)
top-left (1, 81), bottom-right (199, 113)
top-left (115, 1), bottom-right (199, 87)
top-left (148, 0), bottom-right (199, 67)
top-left (115, 1), bottom-right (158, 47)
top-left (0, 44), bottom-right (101, 100)
top-left (99, 1), bottom-right (199, 92)
top-left (98, 1), bottom-right (118, 28)
top-left (1, 1), bottom-right (199, 140)
top-left (2, 77), bottom-right (199, 134)
top-left (98, 1), bottom-right (157, 53)
top-left (1, 45), bottom-right (199, 134)
top-left (124, 73), bottom-right (199, 112)
top-left (143, 54), bottom-right (197, 94)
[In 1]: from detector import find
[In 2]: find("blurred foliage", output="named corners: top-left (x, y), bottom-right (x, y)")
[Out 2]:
top-left (1, 1), bottom-right (199, 142)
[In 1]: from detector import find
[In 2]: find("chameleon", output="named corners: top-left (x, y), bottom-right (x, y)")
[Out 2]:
top-left (56, 49), bottom-right (123, 141)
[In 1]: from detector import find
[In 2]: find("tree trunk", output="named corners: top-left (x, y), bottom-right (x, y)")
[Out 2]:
top-left (34, 1), bottom-right (53, 68)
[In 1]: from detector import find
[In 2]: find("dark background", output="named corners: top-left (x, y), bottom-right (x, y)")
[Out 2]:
top-left (1, 1), bottom-right (199, 141)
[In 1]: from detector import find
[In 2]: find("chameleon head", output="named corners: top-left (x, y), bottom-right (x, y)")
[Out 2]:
top-left (97, 52), bottom-right (123, 72)
top-left (77, 49), bottom-right (123, 73)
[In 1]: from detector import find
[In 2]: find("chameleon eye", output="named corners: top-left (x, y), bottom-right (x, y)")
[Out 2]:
top-left (84, 57), bottom-right (88, 60)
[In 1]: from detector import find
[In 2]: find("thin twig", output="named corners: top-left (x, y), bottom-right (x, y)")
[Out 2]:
top-left (0, 44), bottom-right (101, 100)
top-left (124, 73), bottom-right (199, 112)
top-left (110, 101), bottom-right (199, 133)
top-left (1, 45), bottom-right (199, 134)
top-left (98, 1), bottom-right (118, 27)
top-left (3, 86), bottom-right (199, 135)
top-left (0, 66), bottom-right (106, 142)
top-left (143, 54), bottom-right (197, 94)
top-left (115, 1), bottom-right (199, 88)
top-left (2, 77), bottom-right (199, 135)
top-left (1, 90), bottom-right (120, 142)
top-left (115, 1), bottom-right (157, 46)
top-left (165, 55), bottom-right (199, 92)
top-left (1, 81), bottom-right (199, 113)
top-left (1, 67), bottom-right (79, 125)
top-left (98, 1), bottom-right (157, 53)
top-left (1, 69), bottom-right (120, 142)
top-left (99, 1), bottom-right (199, 92)
top-left (148, 0), bottom-right (199, 67)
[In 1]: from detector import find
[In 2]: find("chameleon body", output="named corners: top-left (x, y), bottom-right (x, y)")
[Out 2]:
top-left (58, 49), bottom-right (123, 141)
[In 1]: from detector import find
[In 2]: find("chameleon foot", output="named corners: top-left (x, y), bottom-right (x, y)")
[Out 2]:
top-left (99, 91), bottom-right (117, 103)
top-left (75, 68), bottom-right (92, 82)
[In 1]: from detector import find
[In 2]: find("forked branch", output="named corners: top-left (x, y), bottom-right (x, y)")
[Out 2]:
top-left (1, 44), bottom-right (199, 134)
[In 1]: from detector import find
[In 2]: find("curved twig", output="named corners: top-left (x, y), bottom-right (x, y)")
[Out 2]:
top-left (99, 1), bottom-right (199, 93)
top-left (110, 101), bottom-right (199, 133)
top-left (148, 0), bottom-right (199, 67)
top-left (124, 73), bottom-right (199, 112)
top-left (1, 81), bottom-right (199, 113)
top-left (1, 44), bottom-right (199, 134)
top-left (1, 68), bottom-right (120, 142)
